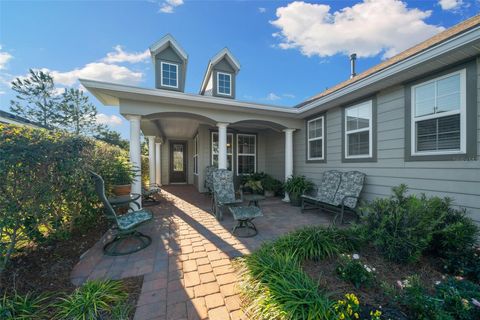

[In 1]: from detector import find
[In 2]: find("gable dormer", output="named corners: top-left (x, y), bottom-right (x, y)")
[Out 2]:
top-left (150, 34), bottom-right (188, 92)
top-left (200, 48), bottom-right (240, 99)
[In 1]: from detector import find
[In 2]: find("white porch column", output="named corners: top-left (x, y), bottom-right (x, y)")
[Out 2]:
top-left (155, 142), bottom-right (162, 186)
top-left (217, 123), bottom-right (229, 170)
top-left (127, 115), bottom-right (142, 208)
top-left (283, 128), bottom-right (295, 202)
top-left (147, 136), bottom-right (156, 189)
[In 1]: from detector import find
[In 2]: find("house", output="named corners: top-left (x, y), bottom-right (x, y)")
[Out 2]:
top-left (0, 110), bottom-right (45, 128)
top-left (81, 15), bottom-right (480, 224)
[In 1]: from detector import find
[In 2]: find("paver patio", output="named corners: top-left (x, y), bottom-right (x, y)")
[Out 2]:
top-left (71, 185), bottom-right (335, 320)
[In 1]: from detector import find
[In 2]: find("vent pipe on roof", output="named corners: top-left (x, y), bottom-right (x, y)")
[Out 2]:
top-left (350, 53), bottom-right (357, 79)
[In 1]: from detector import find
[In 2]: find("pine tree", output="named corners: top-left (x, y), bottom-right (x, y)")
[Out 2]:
top-left (94, 126), bottom-right (129, 149)
top-left (10, 69), bottom-right (60, 128)
top-left (57, 88), bottom-right (99, 135)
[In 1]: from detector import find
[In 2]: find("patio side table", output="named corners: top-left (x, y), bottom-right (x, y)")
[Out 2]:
top-left (243, 194), bottom-right (266, 207)
top-left (229, 206), bottom-right (263, 237)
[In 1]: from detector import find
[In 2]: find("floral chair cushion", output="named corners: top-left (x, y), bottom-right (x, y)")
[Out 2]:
top-left (229, 206), bottom-right (263, 220)
top-left (332, 171), bottom-right (366, 209)
top-left (212, 169), bottom-right (237, 204)
top-left (117, 209), bottom-right (153, 230)
top-left (204, 165), bottom-right (216, 192)
top-left (315, 170), bottom-right (342, 204)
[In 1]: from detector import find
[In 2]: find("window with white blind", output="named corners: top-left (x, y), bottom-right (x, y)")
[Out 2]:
top-left (237, 134), bottom-right (256, 175)
top-left (345, 101), bottom-right (373, 159)
top-left (411, 69), bottom-right (466, 155)
top-left (193, 134), bottom-right (198, 175)
top-left (307, 116), bottom-right (324, 160)
top-left (211, 132), bottom-right (233, 170)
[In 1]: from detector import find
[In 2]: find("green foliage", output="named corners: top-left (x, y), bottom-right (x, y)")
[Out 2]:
top-left (236, 226), bottom-right (358, 319)
top-left (336, 254), bottom-right (375, 289)
top-left (9, 69), bottom-right (60, 129)
top-left (262, 175), bottom-right (283, 194)
top-left (237, 247), bottom-right (334, 320)
top-left (57, 88), bottom-right (99, 135)
top-left (0, 291), bottom-right (50, 320)
top-left (240, 172), bottom-right (283, 195)
top-left (362, 185), bottom-right (443, 263)
top-left (0, 124), bottom-right (133, 272)
top-left (94, 127), bottom-right (129, 150)
top-left (396, 275), bottom-right (480, 320)
top-left (283, 175), bottom-right (314, 198)
top-left (54, 280), bottom-right (128, 320)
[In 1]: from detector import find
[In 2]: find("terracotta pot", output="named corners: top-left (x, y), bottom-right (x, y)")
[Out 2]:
top-left (112, 184), bottom-right (131, 196)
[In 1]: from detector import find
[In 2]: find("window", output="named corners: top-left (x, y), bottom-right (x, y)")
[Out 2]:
top-left (411, 69), bottom-right (466, 155)
top-left (211, 132), bottom-right (233, 170)
top-left (193, 135), bottom-right (198, 175)
top-left (345, 101), bottom-right (373, 159)
top-left (217, 72), bottom-right (231, 96)
top-left (307, 116), bottom-right (324, 160)
top-left (160, 62), bottom-right (178, 88)
top-left (237, 134), bottom-right (256, 175)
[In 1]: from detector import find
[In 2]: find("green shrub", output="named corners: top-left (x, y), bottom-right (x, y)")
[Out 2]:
top-left (362, 185), bottom-right (445, 263)
top-left (336, 254), bottom-right (375, 289)
top-left (396, 275), bottom-right (480, 320)
top-left (54, 280), bottom-right (128, 320)
top-left (273, 226), bottom-right (356, 262)
top-left (237, 247), bottom-right (333, 320)
top-left (0, 124), bottom-right (133, 272)
top-left (0, 291), bottom-right (50, 320)
top-left (283, 175), bottom-right (314, 199)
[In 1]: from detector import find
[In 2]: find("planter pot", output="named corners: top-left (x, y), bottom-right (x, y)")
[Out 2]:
top-left (112, 184), bottom-right (131, 196)
top-left (289, 193), bottom-right (301, 207)
top-left (264, 190), bottom-right (275, 197)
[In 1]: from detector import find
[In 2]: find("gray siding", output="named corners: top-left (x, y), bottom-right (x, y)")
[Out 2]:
top-left (264, 130), bottom-right (285, 181)
top-left (294, 60), bottom-right (480, 223)
top-left (155, 46), bottom-right (186, 92)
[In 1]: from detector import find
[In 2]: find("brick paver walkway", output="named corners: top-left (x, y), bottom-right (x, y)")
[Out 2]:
top-left (71, 185), bottom-right (333, 320)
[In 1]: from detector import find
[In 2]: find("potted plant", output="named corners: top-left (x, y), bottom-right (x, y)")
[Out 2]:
top-left (108, 160), bottom-right (136, 196)
top-left (262, 175), bottom-right (283, 197)
top-left (283, 175), bottom-right (314, 206)
top-left (240, 172), bottom-right (266, 194)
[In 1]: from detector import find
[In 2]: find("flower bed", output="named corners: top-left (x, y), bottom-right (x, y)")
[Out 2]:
top-left (235, 185), bottom-right (480, 319)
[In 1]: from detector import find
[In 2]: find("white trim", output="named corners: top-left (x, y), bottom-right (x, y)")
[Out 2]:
top-left (160, 61), bottom-right (179, 88)
top-left (410, 69), bottom-right (466, 156)
top-left (344, 101), bottom-right (373, 159)
top-left (211, 132), bottom-right (233, 170)
top-left (193, 134), bottom-right (199, 175)
top-left (236, 133), bottom-right (256, 175)
top-left (149, 34), bottom-right (188, 61)
top-left (307, 116), bottom-right (325, 161)
top-left (216, 72), bottom-right (232, 96)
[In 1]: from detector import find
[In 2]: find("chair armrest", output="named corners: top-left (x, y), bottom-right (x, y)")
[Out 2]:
top-left (341, 195), bottom-right (360, 206)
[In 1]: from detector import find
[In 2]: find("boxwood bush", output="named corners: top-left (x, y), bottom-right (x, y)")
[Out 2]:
top-left (0, 124), bottom-right (133, 272)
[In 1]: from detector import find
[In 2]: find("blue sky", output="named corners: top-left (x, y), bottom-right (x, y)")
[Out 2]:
top-left (0, 0), bottom-right (478, 138)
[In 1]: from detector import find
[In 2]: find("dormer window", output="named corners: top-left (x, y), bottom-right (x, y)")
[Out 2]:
top-left (217, 72), bottom-right (231, 96)
top-left (161, 62), bottom-right (178, 88)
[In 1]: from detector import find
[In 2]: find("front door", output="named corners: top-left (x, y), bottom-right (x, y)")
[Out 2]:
top-left (170, 142), bottom-right (187, 183)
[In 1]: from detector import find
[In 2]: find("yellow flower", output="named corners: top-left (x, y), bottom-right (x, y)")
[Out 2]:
top-left (354, 313), bottom-right (359, 319)
top-left (339, 313), bottom-right (345, 320)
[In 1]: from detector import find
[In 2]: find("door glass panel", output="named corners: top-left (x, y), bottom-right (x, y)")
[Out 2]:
top-left (173, 144), bottom-right (184, 172)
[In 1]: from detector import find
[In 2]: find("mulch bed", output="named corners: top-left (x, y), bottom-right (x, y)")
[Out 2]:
top-left (0, 216), bottom-right (142, 318)
top-left (303, 245), bottom-right (444, 316)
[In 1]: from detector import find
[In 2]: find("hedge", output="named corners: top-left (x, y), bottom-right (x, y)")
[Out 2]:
top-left (0, 124), bottom-right (133, 272)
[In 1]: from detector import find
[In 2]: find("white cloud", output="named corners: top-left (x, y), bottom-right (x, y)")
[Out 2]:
top-left (96, 113), bottom-right (123, 126)
top-left (438, 0), bottom-right (463, 10)
top-left (283, 93), bottom-right (295, 98)
top-left (0, 46), bottom-right (13, 70)
top-left (102, 45), bottom-right (150, 64)
top-left (266, 92), bottom-right (281, 101)
top-left (159, 0), bottom-right (184, 13)
top-left (271, 0), bottom-right (445, 59)
top-left (44, 62), bottom-right (144, 86)
top-left (258, 7), bottom-right (267, 13)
